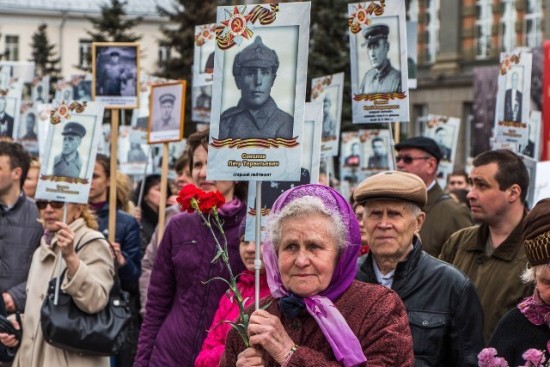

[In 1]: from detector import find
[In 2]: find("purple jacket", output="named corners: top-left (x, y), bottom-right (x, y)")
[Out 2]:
top-left (134, 199), bottom-right (246, 367)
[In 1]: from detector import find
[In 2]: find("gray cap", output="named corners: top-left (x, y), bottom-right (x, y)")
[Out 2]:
top-left (362, 24), bottom-right (389, 46)
top-left (159, 93), bottom-right (176, 105)
top-left (232, 36), bottom-right (279, 76)
top-left (62, 122), bottom-right (86, 138)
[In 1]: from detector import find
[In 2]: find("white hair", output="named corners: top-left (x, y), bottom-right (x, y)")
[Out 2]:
top-left (521, 263), bottom-right (550, 284)
top-left (267, 196), bottom-right (348, 251)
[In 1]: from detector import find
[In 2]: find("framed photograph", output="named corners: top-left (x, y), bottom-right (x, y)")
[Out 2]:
top-left (358, 129), bottom-right (394, 174)
top-left (207, 2), bottom-right (311, 182)
top-left (148, 81), bottom-right (186, 144)
top-left (519, 110), bottom-right (542, 160)
top-left (31, 76), bottom-right (50, 104)
top-left (340, 131), bottom-right (365, 187)
top-left (92, 42), bottom-right (140, 109)
top-left (192, 24), bottom-right (216, 124)
top-left (494, 51), bottom-right (532, 148)
top-left (35, 102), bottom-right (105, 204)
top-left (244, 101), bottom-right (322, 241)
top-left (16, 104), bottom-right (39, 157)
top-left (348, 1), bottom-right (409, 124)
top-left (0, 80), bottom-right (23, 140)
top-left (311, 72), bottom-right (344, 157)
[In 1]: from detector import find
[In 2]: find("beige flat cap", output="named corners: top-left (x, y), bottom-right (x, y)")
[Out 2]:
top-left (354, 171), bottom-right (427, 208)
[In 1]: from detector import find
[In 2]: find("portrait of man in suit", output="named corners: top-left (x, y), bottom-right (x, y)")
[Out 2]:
top-left (367, 137), bottom-right (389, 169)
top-left (0, 96), bottom-right (14, 138)
top-left (504, 71), bottom-right (522, 122)
top-left (434, 126), bottom-right (452, 161)
top-left (218, 36), bottom-right (293, 140)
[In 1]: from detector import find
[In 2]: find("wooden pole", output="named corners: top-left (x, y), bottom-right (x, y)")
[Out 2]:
top-left (157, 142), bottom-right (169, 242)
top-left (108, 110), bottom-right (119, 243)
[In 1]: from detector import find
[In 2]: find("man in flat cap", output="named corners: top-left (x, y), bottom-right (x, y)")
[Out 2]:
top-left (359, 23), bottom-right (402, 94)
top-left (355, 171), bottom-right (484, 366)
top-left (97, 48), bottom-right (127, 96)
top-left (53, 122), bottom-right (86, 178)
top-left (218, 36), bottom-right (293, 140)
top-left (154, 93), bottom-right (180, 132)
top-left (440, 149), bottom-right (532, 342)
top-left (395, 136), bottom-right (473, 257)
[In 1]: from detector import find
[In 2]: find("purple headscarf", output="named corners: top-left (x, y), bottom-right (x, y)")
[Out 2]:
top-left (262, 184), bottom-right (366, 366)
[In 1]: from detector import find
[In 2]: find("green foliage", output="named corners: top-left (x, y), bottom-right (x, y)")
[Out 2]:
top-left (29, 23), bottom-right (61, 79)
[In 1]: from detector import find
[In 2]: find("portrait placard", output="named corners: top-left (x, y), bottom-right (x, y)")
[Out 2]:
top-left (348, 1), bottom-right (409, 124)
top-left (0, 80), bottom-right (22, 140)
top-left (244, 101), bottom-right (322, 241)
top-left (35, 102), bottom-right (105, 204)
top-left (521, 155), bottom-right (537, 209)
top-left (311, 72), bottom-right (344, 157)
top-left (207, 2), bottom-right (310, 182)
top-left (358, 129), bottom-right (394, 174)
top-left (192, 24), bottom-right (216, 124)
top-left (148, 81), bottom-right (186, 144)
top-left (16, 104), bottom-right (39, 157)
top-left (519, 111), bottom-right (542, 160)
top-left (92, 42), bottom-right (140, 109)
top-left (493, 52), bottom-right (532, 148)
top-left (419, 114), bottom-right (461, 187)
top-left (31, 76), bottom-right (50, 104)
top-left (340, 131), bottom-right (364, 187)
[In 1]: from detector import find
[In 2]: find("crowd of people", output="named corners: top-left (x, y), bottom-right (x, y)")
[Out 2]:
top-left (0, 129), bottom-right (547, 366)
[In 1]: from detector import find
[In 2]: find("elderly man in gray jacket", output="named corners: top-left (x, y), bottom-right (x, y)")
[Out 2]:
top-left (0, 142), bottom-right (43, 314)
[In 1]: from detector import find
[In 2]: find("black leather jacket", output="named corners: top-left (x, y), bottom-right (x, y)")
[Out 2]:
top-left (357, 237), bottom-right (484, 367)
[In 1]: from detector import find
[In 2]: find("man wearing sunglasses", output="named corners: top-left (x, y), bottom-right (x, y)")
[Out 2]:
top-left (0, 142), bottom-right (43, 317)
top-left (395, 136), bottom-right (473, 258)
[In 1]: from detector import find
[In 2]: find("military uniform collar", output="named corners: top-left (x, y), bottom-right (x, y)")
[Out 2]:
top-left (236, 97), bottom-right (279, 129)
top-left (374, 59), bottom-right (393, 81)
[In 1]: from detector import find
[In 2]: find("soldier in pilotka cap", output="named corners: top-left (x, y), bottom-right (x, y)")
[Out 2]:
top-left (359, 23), bottom-right (402, 94)
top-left (354, 171), bottom-right (484, 366)
top-left (53, 122), bottom-right (86, 178)
top-left (218, 36), bottom-right (293, 141)
top-left (154, 92), bottom-right (180, 132)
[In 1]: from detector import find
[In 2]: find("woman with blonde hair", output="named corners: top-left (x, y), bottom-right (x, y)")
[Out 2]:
top-left (0, 200), bottom-right (114, 367)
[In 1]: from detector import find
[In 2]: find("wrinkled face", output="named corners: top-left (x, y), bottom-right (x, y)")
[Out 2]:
top-left (467, 163), bottom-right (512, 224)
top-left (372, 141), bottom-right (385, 156)
top-left (160, 102), bottom-right (173, 120)
top-left (363, 200), bottom-right (424, 262)
top-left (447, 175), bottom-right (468, 191)
top-left (396, 148), bottom-right (434, 185)
top-left (367, 39), bottom-right (389, 70)
top-left (89, 162), bottom-right (109, 203)
top-left (536, 266), bottom-right (550, 305)
top-left (354, 204), bottom-right (368, 246)
top-left (235, 66), bottom-right (275, 109)
top-left (62, 135), bottom-right (81, 155)
top-left (192, 145), bottom-right (235, 202)
top-left (39, 203), bottom-right (81, 231)
top-left (278, 214), bottom-right (339, 297)
top-left (145, 183), bottom-right (162, 212)
top-left (23, 166), bottom-right (39, 198)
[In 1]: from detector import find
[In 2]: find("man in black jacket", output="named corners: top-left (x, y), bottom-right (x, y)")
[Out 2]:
top-left (354, 170), bottom-right (484, 367)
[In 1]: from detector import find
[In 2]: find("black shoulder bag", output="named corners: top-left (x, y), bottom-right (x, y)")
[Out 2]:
top-left (40, 236), bottom-right (131, 356)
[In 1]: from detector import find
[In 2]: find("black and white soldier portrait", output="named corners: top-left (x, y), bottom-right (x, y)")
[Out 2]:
top-left (367, 136), bottom-right (389, 170)
top-left (218, 36), bottom-right (293, 141)
top-left (53, 122), bottom-right (86, 178)
top-left (0, 95), bottom-right (14, 138)
top-left (153, 93), bottom-right (179, 132)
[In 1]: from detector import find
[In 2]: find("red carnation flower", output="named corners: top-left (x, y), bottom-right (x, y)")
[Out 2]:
top-left (197, 190), bottom-right (225, 214)
top-left (177, 184), bottom-right (201, 213)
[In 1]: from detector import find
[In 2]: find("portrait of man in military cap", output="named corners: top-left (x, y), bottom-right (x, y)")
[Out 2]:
top-left (218, 36), bottom-right (294, 141)
top-left (153, 93), bottom-right (179, 132)
top-left (359, 23), bottom-right (402, 94)
top-left (53, 122), bottom-right (86, 178)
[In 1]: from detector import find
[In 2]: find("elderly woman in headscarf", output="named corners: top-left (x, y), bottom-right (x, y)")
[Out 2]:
top-left (487, 198), bottom-right (549, 365)
top-left (221, 184), bottom-right (413, 366)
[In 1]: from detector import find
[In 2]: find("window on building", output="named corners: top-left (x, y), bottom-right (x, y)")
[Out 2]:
top-left (475, 0), bottom-right (493, 58)
top-left (79, 39), bottom-right (92, 69)
top-left (500, 0), bottom-right (517, 52)
top-left (158, 45), bottom-right (171, 66)
top-left (407, 0), bottom-right (419, 22)
top-left (4, 35), bottom-right (19, 61)
top-left (525, 0), bottom-right (542, 48)
top-left (425, 0), bottom-right (440, 63)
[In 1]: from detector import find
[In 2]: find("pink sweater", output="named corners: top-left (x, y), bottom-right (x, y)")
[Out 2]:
top-left (195, 271), bottom-right (270, 367)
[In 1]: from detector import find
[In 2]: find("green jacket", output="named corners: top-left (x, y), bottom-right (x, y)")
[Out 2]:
top-left (439, 221), bottom-right (533, 342)
top-left (419, 183), bottom-right (473, 257)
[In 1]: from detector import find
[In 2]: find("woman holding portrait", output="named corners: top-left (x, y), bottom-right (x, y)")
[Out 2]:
top-left (0, 200), bottom-right (114, 367)
top-left (221, 184), bottom-right (413, 366)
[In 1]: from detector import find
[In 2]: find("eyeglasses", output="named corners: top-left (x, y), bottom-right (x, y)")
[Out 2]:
top-left (395, 155), bottom-right (431, 164)
top-left (36, 200), bottom-right (64, 210)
